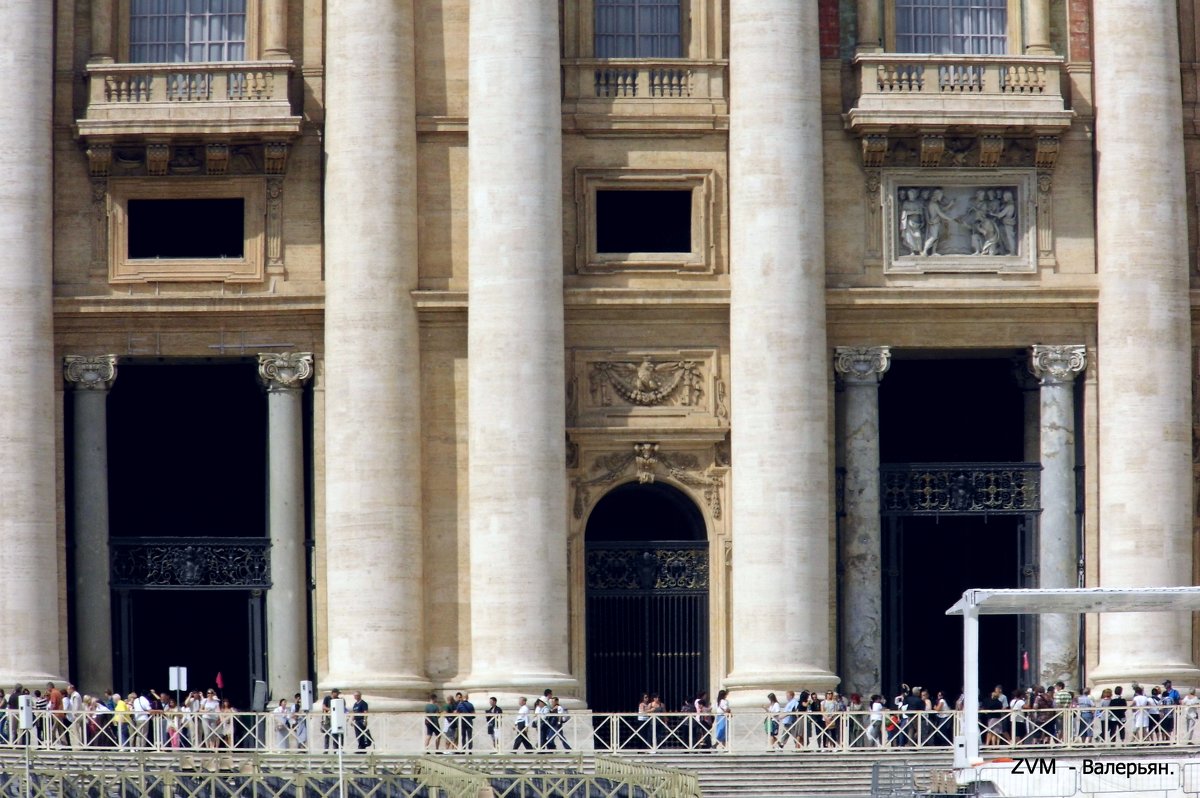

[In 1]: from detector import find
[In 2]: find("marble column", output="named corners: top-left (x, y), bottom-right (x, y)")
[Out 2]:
top-left (323, 0), bottom-right (429, 706)
top-left (90, 0), bottom-right (115, 62)
top-left (1090, 0), bottom-right (1200, 687)
top-left (0, 2), bottom-right (60, 689)
top-left (857, 0), bottom-right (882, 54)
top-left (64, 355), bottom-right (117, 695)
top-left (258, 353), bottom-right (313, 699)
top-left (726, 0), bottom-right (838, 702)
top-left (1029, 345), bottom-right (1085, 689)
top-left (835, 347), bottom-right (890, 697)
top-left (262, 0), bottom-right (289, 60)
top-left (466, 0), bottom-right (574, 700)
top-left (1023, 0), bottom-right (1053, 55)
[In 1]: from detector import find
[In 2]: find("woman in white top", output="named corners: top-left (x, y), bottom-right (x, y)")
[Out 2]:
top-left (1130, 686), bottom-right (1152, 740)
top-left (713, 690), bottom-right (730, 750)
top-left (273, 698), bottom-right (294, 750)
top-left (1009, 690), bottom-right (1027, 745)
top-left (764, 693), bottom-right (781, 749)
top-left (1182, 689), bottom-right (1200, 741)
top-left (868, 694), bottom-right (885, 746)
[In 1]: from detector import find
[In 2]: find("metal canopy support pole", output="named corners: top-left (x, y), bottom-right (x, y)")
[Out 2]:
top-left (961, 604), bottom-right (980, 766)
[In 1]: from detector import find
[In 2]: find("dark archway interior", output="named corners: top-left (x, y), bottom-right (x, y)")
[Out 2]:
top-left (107, 362), bottom-right (266, 538)
top-left (585, 482), bottom-right (708, 712)
top-left (876, 357), bottom-right (1025, 699)
top-left (586, 481), bottom-right (707, 543)
top-left (103, 362), bottom-right (267, 706)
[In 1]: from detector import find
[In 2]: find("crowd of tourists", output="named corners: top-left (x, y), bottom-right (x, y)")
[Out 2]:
top-left (424, 689), bottom-right (571, 753)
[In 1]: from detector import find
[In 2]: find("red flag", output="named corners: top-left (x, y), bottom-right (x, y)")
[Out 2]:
top-left (1022, 651), bottom-right (1029, 672)
top-left (215, 672), bottom-right (224, 689)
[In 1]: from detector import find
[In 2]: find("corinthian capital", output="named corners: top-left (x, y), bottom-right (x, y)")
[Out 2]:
top-left (834, 346), bottom-right (891, 384)
top-left (1029, 345), bottom-right (1086, 385)
top-left (63, 355), bottom-right (117, 391)
top-left (258, 352), bottom-right (314, 391)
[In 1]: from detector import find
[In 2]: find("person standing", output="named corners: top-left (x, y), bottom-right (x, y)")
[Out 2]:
top-left (272, 698), bottom-right (294, 750)
top-left (550, 697), bottom-right (571, 751)
top-left (456, 692), bottom-right (476, 751)
top-left (321, 688), bottom-right (343, 750)
top-left (64, 684), bottom-right (84, 747)
top-left (1107, 685), bottom-right (1127, 742)
top-left (484, 696), bottom-right (503, 751)
top-left (512, 697), bottom-right (533, 751)
top-left (291, 692), bottom-right (308, 749)
top-left (713, 690), bottom-right (730, 750)
top-left (424, 692), bottom-right (441, 751)
top-left (202, 689), bottom-right (221, 748)
top-left (534, 698), bottom-right (553, 750)
top-left (351, 691), bottom-right (372, 751)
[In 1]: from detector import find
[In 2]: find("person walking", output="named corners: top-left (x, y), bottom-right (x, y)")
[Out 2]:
top-left (351, 691), bottom-right (372, 751)
top-left (484, 697), bottom-right (503, 751)
top-left (512, 697), bottom-right (534, 752)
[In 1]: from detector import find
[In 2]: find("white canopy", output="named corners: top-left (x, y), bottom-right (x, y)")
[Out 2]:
top-left (946, 586), bottom-right (1200, 617)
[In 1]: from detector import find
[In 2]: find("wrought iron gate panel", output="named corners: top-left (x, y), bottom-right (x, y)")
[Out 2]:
top-left (586, 543), bottom-right (709, 713)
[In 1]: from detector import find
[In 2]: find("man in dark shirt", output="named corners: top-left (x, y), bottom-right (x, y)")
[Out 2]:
top-left (1107, 686), bottom-right (1127, 742)
top-left (456, 693), bottom-right (476, 751)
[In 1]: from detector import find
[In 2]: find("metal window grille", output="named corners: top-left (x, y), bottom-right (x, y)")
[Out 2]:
top-left (894, 0), bottom-right (1007, 55)
top-left (130, 0), bottom-right (247, 63)
top-left (595, 0), bottom-right (682, 58)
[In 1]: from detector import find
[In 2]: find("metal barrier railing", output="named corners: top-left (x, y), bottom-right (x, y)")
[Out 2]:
top-left (1, 706), bottom-right (1196, 755)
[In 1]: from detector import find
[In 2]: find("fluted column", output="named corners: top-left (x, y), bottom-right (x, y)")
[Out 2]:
top-left (835, 347), bottom-right (890, 697)
top-left (727, 0), bottom-right (837, 701)
top-left (466, 0), bottom-right (573, 699)
top-left (857, 0), bottom-right (882, 54)
top-left (1023, 0), bottom-right (1053, 55)
top-left (90, 0), bottom-right (115, 63)
top-left (1029, 345), bottom-right (1084, 688)
top-left (1090, 0), bottom-right (1200, 687)
top-left (259, 353), bottom-right (313, 699)
top-left (262, 0), bottom-right (289, 60)
top-left (0, 2), bottom-right (59, 689)
top-left (324, 0), bottom-right (429, 706)
top-left (64, 355), bottom-right (117, 695)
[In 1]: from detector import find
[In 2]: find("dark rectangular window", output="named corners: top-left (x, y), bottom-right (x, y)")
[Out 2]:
top-left (596, 190), bottom-right (692, 253)
top-left (128, 198), bottom-right (245, 259)
top-left (595, 0), bottom-right (682, 58)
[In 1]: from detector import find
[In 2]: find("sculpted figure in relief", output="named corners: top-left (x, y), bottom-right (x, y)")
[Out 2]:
top-left (899, 188), bottom-right (925, 255)
top-left (921, 189), bottom-right (965, 256)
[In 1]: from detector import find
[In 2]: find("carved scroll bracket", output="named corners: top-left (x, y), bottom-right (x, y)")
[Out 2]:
top-left (571, 442), bottom-right (725, 521)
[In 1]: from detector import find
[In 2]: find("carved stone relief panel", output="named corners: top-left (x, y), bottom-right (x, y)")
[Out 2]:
top-left (882, 170), bottom-right (1038, 274)
top-left (571, 348), bottom-right (725, 427)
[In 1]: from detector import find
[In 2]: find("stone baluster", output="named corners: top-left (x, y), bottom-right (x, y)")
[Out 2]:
top-left (1029, 345), bottom-right (1085, 689)
top-left (466, 0), bottom-right (575, 700)
top-left (258, 353), bottom-right (313, 699)
top-left (323, 0), bottom-right (430, 706)
top-left (726, 0), bottom-right (838, 703)
top-left (1090, 0), bottom-right (1200, 688)
top-left (835, 346), bottom-right (891, 697)
top-left (64, 355), bottom-right (118, 696)
top-left (0, 2), bottom-right (60, 689)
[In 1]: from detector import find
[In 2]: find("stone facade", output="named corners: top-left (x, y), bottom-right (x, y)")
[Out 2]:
top-left (3, 0), bottom-right (1199, 704)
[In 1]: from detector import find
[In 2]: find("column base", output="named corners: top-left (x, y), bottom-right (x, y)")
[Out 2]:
top-left (724, 667), bottom-right (839, 708)
top-left (1088, 662), bottom-right (1200, 693)
top-left (319, 673), bottom-right (433, 711)
top-left (459, 672), bottom-right (581, 708)
top-left (0, 671), bottom-right (66, 690)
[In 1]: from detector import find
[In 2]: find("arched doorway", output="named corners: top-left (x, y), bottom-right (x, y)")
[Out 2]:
top-left (585, 482), bottom-right (709, 713)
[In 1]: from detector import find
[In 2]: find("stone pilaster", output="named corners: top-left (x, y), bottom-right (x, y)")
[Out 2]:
top-left (0, 2), bottom-right (60, 688)
top-left (64, 355), bottom-right (117, 695)
top-left (726, 0), bottom-right (838, 702)
top-left (323, 0), bottom-right (429, 706)
top-left (258, 353), bottom-right (313, 700)
top-left (90, 0), bottom-right (115, 63)
top-left (466, 0), bottom-right (574, 700)
top-left (1029, 345), bottom-right (1085, 688)
top-left (1024, 0), bottom-right (1053, 55)
top-left (835, 347), bottom-right (890, 697)
top-left (1090, 0), bottom-right (1200, 687)
top-left (262, 0), bottom-right (289, 60)
top-left (857, 0), bottom-right (882, 54)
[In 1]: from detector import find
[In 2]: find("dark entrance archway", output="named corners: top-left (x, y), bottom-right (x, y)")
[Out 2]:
top-left (585, 482), bottom-right (709, 713)
top-left (102, 361), bottom-right (269, 709)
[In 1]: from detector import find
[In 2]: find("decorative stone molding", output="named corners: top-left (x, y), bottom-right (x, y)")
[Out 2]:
top-left (264, 142), bottom-right (289, 175)
top-left (856, 134), bottom-right (1060, 171)
top-left (145, 143), bottom-right (170, 176)
top-left (206, 143), bottom-right (230, 176)
top-left (266, 177), bottom-right (285, 275)
top-left (63, 355), bottom-right (118, 391)
top-left (572, 348), bottom-right (725, 427)
top-left (1035, 136), bottom-right (1060, 170)
top-left (1037, 172), bottom-right (1055, 265)
top-left (864, 171), bottom-right (882, 260)
top-left (862, 135), bottom-right (888, 168)
top-left (882, 169), bottom-right (1038, 274)
top-left (86, 144), bottom-right (112, 178)
top-left (571, 442), bottom-right (724, 521)
top-left (979, 135), bottom-right (1005, 168)
top-left (833, 346), bottom-right (891, 384)
top-left (89, 180), bottom-right (109, 277)
top-left (257, 352), bottom-right (314, 391)
top-left (110, 537), bottom-right (271, 589)
top-left (1029, 344), bottom-right (1086, 384)
top-left (919, 135), bottom-right (944, 168)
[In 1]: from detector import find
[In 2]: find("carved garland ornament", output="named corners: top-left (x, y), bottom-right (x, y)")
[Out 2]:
top-left (572, 443), bottom-right (723, 520)
top-left (589, 358), bottom-right (704, 407)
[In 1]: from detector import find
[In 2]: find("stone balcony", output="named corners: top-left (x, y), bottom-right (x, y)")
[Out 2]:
top-left (562, 58), bottom-right (728, 131)
top-left (76, 61), bottom-right (302, 143)
top-left (845, 54), bottom-right (1074, 136)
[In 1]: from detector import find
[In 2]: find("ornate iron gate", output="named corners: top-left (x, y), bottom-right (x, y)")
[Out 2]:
top-left (585, 542), bottom-right (709, 713)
